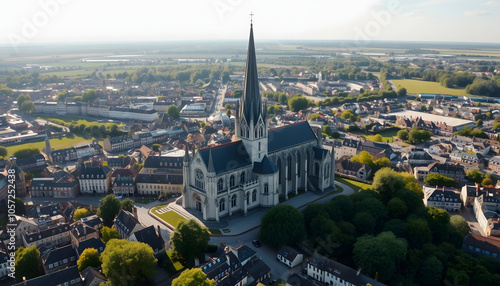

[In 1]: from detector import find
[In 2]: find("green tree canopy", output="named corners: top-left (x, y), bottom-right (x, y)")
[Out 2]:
top-left (20, 100), bottom-right (35, 113)
top-left (372, 168), bottom-right (406, 202)
top-left (397, 129), bottom-right (409, 141)
top-left (97, 195), bottom-right (122, 225)
top-left (353, 231), bottom-right (407, 283)
top-left (73, 208), bottom-right (90, 221)
top-left (82, 89), bottom-right (97, 102)
top-left (17, 94), bottom-right (31, 107)
top-left (387, 197), bottom-right (408, 218)
top-left (288, 95), bottom-right (309, 112)
top-left (101, 226), bottom-right (119, 243)
top-left (121, 198), bottom-right (135, 212)
top-left (14, 246), bottom-right (41, 282)
top-left (167, 105), bottom-right (180, 119)
top-left (424, 173), bottom-right (457, 187)
top-left (417, 256), bottom-right (444, 286)
top-left (170, 219), bottom-right (210, 267)
top-left (466, 169), bottom-right (484, 184)
top-left (408, 127), bottom-right (432, 144)
top-left (340, 109), bottom-right (357, 122)
top-left (152, 144), bottom-right (160, 152)
top-left (0, 146), bottom-right (7, 158)
top-left (172, 268), bottom-right (215, 286)
top-left (77, 248), bottom-right (101, 271)
top-left (259, 204), bottom-right (306, 249)
top-left (101, 239), bottom-right (157, 286)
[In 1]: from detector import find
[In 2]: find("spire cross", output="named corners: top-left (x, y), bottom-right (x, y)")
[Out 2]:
top-left (250, 12), bottom-right (254, 24)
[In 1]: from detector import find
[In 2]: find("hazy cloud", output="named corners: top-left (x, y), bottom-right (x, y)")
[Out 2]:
top-left (464, 10), bottom-right (489, 16)
top-left (485, 1), bottom-right (500, 6)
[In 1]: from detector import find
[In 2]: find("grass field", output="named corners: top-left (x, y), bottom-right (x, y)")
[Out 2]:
top-left (393, 79), bottom-right (468, 96)
top-left (336, 177), bottom-right (372, 192)
top-left (38, 115), bottom-right (124, 128)
top-left (163, 250), bottom-right (184, 275)
top-left (151, 208), bottom-right (188, 228)
top-left (365, 128), bottom-right (400, 143)
top-left (4, 135), bottom-right (99, 156)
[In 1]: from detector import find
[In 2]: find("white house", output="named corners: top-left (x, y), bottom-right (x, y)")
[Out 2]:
top-left (277, 246), bottom-right (303, 268)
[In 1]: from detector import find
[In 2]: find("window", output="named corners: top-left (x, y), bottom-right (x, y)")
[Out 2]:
top-left (252, 189), bottom-right (257, 202)
top-left (325, 164), bottom-right (329, 178)
top-left (260, 127), bottom-right (263, 137)
top-left (195, 169), bottom-right (204, 190)
top-left (264, 183), bottom-right (269, 194)
top-left (217, 179), bottom-right (223, 192)
top-left (231, 195), bottom-right (237, 207)
top-left (258, 142), bottom-right (261, 152)
top-left (315, 162), bottom-right (320, 176)
top-left (219, 199), bottom-right (225, 212)
top-left (246, 192), bottom-right (250, 205)
top-left (230, 175), bottom-right (235, 188)
top-left (287, 156), bottom-right (292, 181)
top-left (240, 172), bottom-right (245, 184)
top-left (255, 128), bottom-right (258, 138)
top-left (297, 153), bottom-right (301, 177)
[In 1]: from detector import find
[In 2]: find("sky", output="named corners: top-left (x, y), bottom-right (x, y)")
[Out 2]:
top-left (0, 0), bottom-right (499, 45)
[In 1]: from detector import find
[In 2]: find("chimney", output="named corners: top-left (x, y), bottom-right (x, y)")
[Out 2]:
top-left (357, 268), bottom-right (361, 276)
top-left (133, 207), bottom-right (138, 221)
top-left (476, 183), bottom-right (480, 197)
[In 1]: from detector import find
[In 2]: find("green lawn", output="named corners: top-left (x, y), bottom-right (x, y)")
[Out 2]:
top-left (163, 250), bottom-right (184, 274)
top-left (336, 177), bottom-right (372, 192)
top-left (392, 79), bottom-right (468, 96)
top-left (365, 128), bottom-right (400, 143)
top-left (38, 115), bottom-right (124, 128)
top-left (209, 228), bottom-right (222, 235)
top-left (152, 209), bottom-right (188, 228)
top-left (4, 135), bottom-right (99, 156)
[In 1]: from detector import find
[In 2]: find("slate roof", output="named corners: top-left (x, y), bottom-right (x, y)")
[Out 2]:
top-left (71, 222), bottom-right (98, 240)
top-left (113, 176), bottom-right (134, 187)
top-left (268, 121), bottom-right (317, 153)
top-left (79, 214), bottom-right (102, 229)
top-left (81, 266), bottom-right (107, 286)
top-left (42, 244), bottom-right (76, 266)
top-left (426, 189), bottom-right (461, 203)
top-left (131, 225), bottom-right (163, 252)
top-left (278, 245), bottom-right (301, 262)
top-left (243, 256), bottom-right (270, 282)
top-left (144, 155), bottom-right (183, 169)
top-left (463, 233), bottom-right (500, 256)
top-left (115, 210), bottom-right (143, 237)
top-left (13, 265), bottom-right (82, 286)
top-left (24, 223), bottom-right (71, 244)
top-left (75, 237), bottom-right (105, 255)
top-left (79, 164), bottom-right (110, 179)
top-left (135, 174), bottom-right (183, 184)
top-left (313, 146), bottom-right (329, 160)
top-left (199, 141), bottom-right (252, 175)
top-left (252, 155), bottom-right (278, 174)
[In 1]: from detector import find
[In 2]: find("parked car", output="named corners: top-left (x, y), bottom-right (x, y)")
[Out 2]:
top-left (252, 240), bottom-right (262, 247)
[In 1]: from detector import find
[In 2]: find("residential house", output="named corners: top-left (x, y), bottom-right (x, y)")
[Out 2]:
top-left (114, 209), bottom-right (144, 239)
top-left (429, 143), bottom-right (452, 156)
top-left (112, 177), bottom-right (135, 197)
top-left (489, 156), bottom-right (500, 173)
top-left (78, 164), bottom-right (111, 194)
top-left (0, 242), bottom-right (10, 280)
top-left (12, 265), bottom-right (82, 286)
top-left (136, 174), bottom-right (183, 196)
top-left (70, 222), bottom-right (99, 243)
top-left (81, 266), bottom-right (107, 286)
top-left (335, 156), bottom-right (372, 180)
top-left (74, 144), bottom-right (94, 159)
top-left (22, 223), bottom-right (71, 248)
top-left (15, 154), bottom-right (45, 171)
top-left (30, 171), bottom-right (80, 198)
top-left (277, 246), bottom-right (303, 268)
top-left (462, 233), bottom-right (500, 259)
top-left (78, 215), bottom-right (103, 230)
top-left (142, 155), bottom-right (184, 175)
top-left (358, 140), bottom-right (395, 160)
top-left (427, 162), bottom-right (466, 182)
top-left (73, 237), bottom-right (106, 258)
top-left (41, 244), bottom-right (77, 274)
top-left (450, 150), bottom-right (484, 168)
top-left (334, 138), bottom-right (359, 161)
top-left (423, 187), bottom-right (461, 212)
top-left (51, 147), bottom-right (78, 163)
top-left (3, 215), bottom-right (38, 247)
top-left (307, 253), bottom-right (385, 286)
top-left (128, 225), bottom-right (165, 256)
top-left (405, 148), bottom-right (434, 167)
top-left (473, 191), bottom-right (500, 237)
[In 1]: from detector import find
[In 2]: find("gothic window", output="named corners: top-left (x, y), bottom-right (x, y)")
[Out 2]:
top-left (259, 127), bottom-right (263, 137)
top-left (258, 142), bottom-right (261, 152)
top-left (195, 169), bottom-right (204, 190)
top-left (219, 199), bottom-right (225, 212)
top-left (297, 153), bottom-right (301, 178)
top-left (231, 195), bottom-right (237, 207)
top-left (255, 128), bottom-right (258, 138)
top-left (246, 192), bottom-right (250, 205)
top-left (287, 156), bottom-right (292, 181)
top-left (240, 172), bottom-right (245, 184)
top-left (325, 164), bottom-right (330, 178)
top-left (252, 189), bottom-right (257, 202)
top-left (230, 175), bottom-right (235, 188)
top-left (315, 163), bottom-right (320, 176)
top-left (217, 179), bottom-right (223, 192)
top-left (264, 183), bottom-right (269, 194)
top-left (277, 158), bottom-right (282, 184)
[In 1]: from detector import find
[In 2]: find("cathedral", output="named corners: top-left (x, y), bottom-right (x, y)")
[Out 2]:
top-left (182, 23), bottom-right (335, 221)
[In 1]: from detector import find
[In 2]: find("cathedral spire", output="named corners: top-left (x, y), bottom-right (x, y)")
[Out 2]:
top-left (239, 21), bottom-right (262, 126)
top-left (207, 149), bottom-right (215, 173)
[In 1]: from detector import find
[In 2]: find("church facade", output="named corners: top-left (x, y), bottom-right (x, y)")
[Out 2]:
top-left (182, 23), bottom-right (335, 221)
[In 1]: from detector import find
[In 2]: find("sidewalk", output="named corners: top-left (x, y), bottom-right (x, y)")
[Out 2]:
top-left (160, 181), bottom-right (355, 236)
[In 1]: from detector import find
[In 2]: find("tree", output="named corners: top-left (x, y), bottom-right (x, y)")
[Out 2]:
top-left (417, 256), bottom-right (444, 286)
top-left (341, 109), bottom-right (357, 122)
top-left (77, 248), bottom-right (101, 271)
top-left (353, 232), bottom-right (407, 283)
top-left (13, 148), bottom-right (40, 159)
top-left (20, 100), bottom-right (35, 113)
top-left (152, 144), bottom-right (160, 152)
top-left (406, 218), bottom-right (432, 248)
top-left (73, 208), bottom-right (90, 221)
top-left (97, 195), bottom-right (121, 225)
top-left (397, 87), bottom-right (407, 96)
top-left (172, 268), bottom-right (215, 286)
top-left (17, 94), bottom-right (31, 107)
top-left (133, 162), bottom-right (144, 172)
top-left (101, 226), bottom-right (119, 243)
top-left (450, 215), bottom-right (470, 237)
top-left (372, 168), bottom-right (406, 202)
top-left (350, 151), bottom-right (375, 169)
top-left (408, 127), bottom-right (432, 144)
top-left (14, 246), bottom-right (41, 282)
top-left (397, 129), bottom-right (409, 141)
top-left (310, 113), bottom-right (320, 121)
top-left (374, 157), bottom-right (391, 169)
top-left (0, 146), bottom-right (7, 158)
top-left (466, 169), bottom-right (484, 184)
top-left (288, 95), bottom-right (309, 112)
top-left (372, 134), bottom-right (383, 142)
top-left (387, 197), bottom-right (407, 218)
top-left (167, 105), bottom-right (180, 119)
top-left (259, 204), bottom-right (306, 249)
top-left (226, 109), bottom-right (231, 117)
top-left (279, 93), bottom-right (288, 105)
top-left (101, 239), bottom-right (157, 286)
top-left (225, 104), bottom-right (231, 111)
top-left (121, 198), bottom-right (135, 212)
top-left (482, 177), bottom-right (493, 187)
top-left (14, 197), bottom-right (26, 215)
top-left (82, 89), bottom-right (97, 102)
top-left (424, 173), bottom-right (457, 187)
top-left (170, 219), bottom-right (210, 267)
top-left (476, 119), bottom-right (483, 127)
